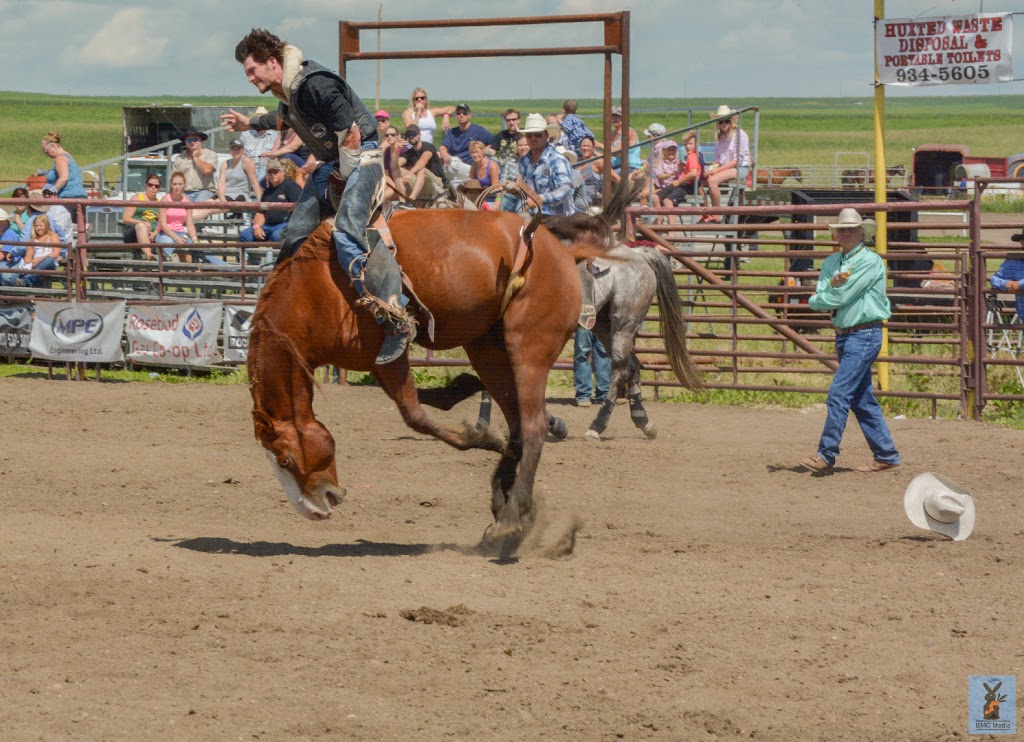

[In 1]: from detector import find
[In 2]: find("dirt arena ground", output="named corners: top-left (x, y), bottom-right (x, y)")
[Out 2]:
top-left (1, 376), bottom-right (1021, 740)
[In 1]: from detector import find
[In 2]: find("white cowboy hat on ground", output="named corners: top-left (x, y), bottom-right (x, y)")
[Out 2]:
top-left (904, 472), bottom-right (975, 541)
top-left (828, 207), bottom-right (877, 241)
top-left (519, 113), bottom-right (548, 134)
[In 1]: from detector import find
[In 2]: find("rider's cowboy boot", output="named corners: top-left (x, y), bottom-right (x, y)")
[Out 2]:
top-left (577, 260), bottom-right (597, 330)
top-left (361, 235), bottom-right (416, 365)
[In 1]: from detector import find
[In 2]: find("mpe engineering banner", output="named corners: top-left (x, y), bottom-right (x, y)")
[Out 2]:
top-left (877, 13), bottom-right (1013, 86)
top-left (29, 301), bottom-right (126, 362)
top-left (126, 303), bottom-right (223, 367)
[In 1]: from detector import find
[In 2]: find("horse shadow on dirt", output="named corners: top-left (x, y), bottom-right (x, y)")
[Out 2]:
top-left (160, 536), bottom-right (519, 562)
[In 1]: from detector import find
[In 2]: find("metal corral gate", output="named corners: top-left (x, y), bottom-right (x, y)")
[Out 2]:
top-left (2, 187), bottom-right (1024, 420)
top-left (621, 179), bottom-right (1024, 421)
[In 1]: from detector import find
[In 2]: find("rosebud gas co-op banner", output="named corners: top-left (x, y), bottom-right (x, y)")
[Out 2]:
top-left (29, 301), bottom-right (126, 362)
top-left (877, 13), bottom-right (1013, 86)
top-left (126, 303), bottom-right (223, 366)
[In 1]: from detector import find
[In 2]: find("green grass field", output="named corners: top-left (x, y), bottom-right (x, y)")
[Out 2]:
top-left (3, 91), bottom-right (1024, 187)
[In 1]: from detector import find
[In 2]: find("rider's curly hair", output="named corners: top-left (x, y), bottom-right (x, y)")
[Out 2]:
top-left (235, 28), bottom-right (286, 64)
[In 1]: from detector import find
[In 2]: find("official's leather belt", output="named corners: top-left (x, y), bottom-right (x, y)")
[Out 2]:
top-left (834, 321), bottom-right (882, 336)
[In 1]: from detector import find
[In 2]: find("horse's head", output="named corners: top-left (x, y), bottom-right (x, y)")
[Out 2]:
top-left (253, 409), bottom-right (345, 520)
top-left (793, 168), bottom-right (804, 183)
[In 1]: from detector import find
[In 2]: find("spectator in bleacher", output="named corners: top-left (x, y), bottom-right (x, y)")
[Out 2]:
top-left (989, 230), bottom-right (1024, 319)
top-left (381, 125), bottom-right (410, 203)
top-left (397, 124), bottom-right (445, 201)
top-left (172, 127), bottom-right (218, 204)
top-left (559, 100), bottom-right (598, 155)
top-left (375, 109), bottom-right (392, 137)
top-left (16, 213), bottom-right (62, 287)
top-left (499, 134), bottom-right (531, 213)
top-left (576, 135), bottom-right (603, 208)
top-left (648, 140), bottom-right (688, 220)
top-left (278, 159), bottom-right (308, 190)
top-left (546, 115), bottom-right (570, 150)
top-left (0, 209), bottom-right (24, 283)
top-left (41, 131), bottom-right (89, 221)
top-left (467, 140), bottom-right (500, 209)
top-left (264, 128), bottom-right (310, 171)
top-left (516, 113), bottom-right (575, 217)
top-left (704, 104), bottom-right (751, 223)
top-left (653, 133), bottom-right (704, 221)
top-left (155, 171), bottom-right (197, 262)
top-left (239, 106), bottom-right (278, 183)
top-left (40, 184), bottom-right (73, 243)
top-left (438, 104), bottom-right (494, 182)
top-left (122, 175), bottom-right (162, 260)
top-left (492, 109), bottom-right (521, 169)
top-left (239, 159), bottom-right (302, 245)
top-left (402, 88), bottom-right (455, 145)
top-left (218, 139), bottom-right (262, 221)
top-left (9, 187), bottom-right (29, 236)
top-left (606, 105), bottom-right (644, 186)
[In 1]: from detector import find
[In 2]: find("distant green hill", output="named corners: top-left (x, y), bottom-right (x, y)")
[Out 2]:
top-left (2, 91), bottom-right (1023, 187)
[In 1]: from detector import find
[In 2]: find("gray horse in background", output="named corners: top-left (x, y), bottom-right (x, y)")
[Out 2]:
top-left (472, 180), bottom-right (703, 441)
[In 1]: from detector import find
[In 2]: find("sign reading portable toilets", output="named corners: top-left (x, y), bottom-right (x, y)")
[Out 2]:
top-left (29, 301), bottom-right (126, 362)
top-left (126, 303), bottom-right (223, 367)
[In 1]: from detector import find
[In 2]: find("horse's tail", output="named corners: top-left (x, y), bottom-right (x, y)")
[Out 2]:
top-left (638, 248), bottom-right (703, 391)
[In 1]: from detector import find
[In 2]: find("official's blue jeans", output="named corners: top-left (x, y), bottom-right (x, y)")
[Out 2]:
top-left (573, 327), bottom-right (610, 402)
top-left (817, 325), bottom-right (900, 467)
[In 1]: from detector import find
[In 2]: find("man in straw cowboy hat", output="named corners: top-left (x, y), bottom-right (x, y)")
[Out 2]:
top-left (800, 207), bottom-right (901, 474)
top-left (222, 27), bottom-right (416, 365)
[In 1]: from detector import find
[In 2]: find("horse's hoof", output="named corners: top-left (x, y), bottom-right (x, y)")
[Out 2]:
top-left (548, 416), bottom-right (568, 440)
top-left (642, 421), bottom-right (657, 440)
top-left (584, 429), bottom-right (601, 443)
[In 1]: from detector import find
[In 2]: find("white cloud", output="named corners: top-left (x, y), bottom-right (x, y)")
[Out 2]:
top-left (79, 8), bottom-right (169, 68)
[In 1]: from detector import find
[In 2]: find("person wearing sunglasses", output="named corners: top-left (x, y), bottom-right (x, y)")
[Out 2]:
top-left (492, 109), bottom-right (522, 169)
top-left (122, 177), bottom-right (163, 259)
top-left (381, 127), bottom-right (410, 202)
top-left (223, 27), bottom-right (415, 365)
top-left (171, 127), bottom-right (218, 213)
top-left (401, 88), bottom-right (455, 145)
top-left (396, 124), bottom-right (445, 201)
top-left (438, 103), bottom-right (495, 183)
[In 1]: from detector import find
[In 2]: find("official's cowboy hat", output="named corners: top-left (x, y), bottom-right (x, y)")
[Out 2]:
top-left (519, 112), bottom-right (548, 134)
top-left (828, 208), bottom-right (877, 241)
top-left (904, 472), bottom-right (975, 541)
top-left (644, 122), bottom-right (667, 138)
top-left (180, 126), bottom-right (208, 142)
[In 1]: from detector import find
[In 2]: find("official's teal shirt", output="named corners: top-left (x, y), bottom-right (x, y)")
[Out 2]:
top-left (807, 243), bottom-right (891, 328)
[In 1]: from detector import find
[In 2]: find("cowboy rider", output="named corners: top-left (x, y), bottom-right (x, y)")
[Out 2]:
top-left (222, 28), bottom-right (414, 365)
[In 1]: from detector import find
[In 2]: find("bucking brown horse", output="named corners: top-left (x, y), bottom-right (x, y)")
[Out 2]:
top-left (247, 210), bottom-right (598, 542)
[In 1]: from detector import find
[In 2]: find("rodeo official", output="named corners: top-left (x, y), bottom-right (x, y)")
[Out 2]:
top-left (222, 28), bottom-right (415, 365)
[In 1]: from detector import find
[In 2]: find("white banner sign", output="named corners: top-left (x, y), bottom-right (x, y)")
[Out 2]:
top-left (0, 303), bottom-right (33, 357)
top-left (29, 301), bottom-right (126, 362)
top-left (223, 306), bottom-right (254, 363)
top-left (126, 303), bottom-right (223, 367)
top-left (877, 13), bottom-right (1013, 86)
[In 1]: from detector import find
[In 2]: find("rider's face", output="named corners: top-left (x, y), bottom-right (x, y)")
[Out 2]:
top-left (242, 55), bottom-right (283, 93)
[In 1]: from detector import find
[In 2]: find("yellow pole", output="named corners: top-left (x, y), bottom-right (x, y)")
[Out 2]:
top-left (873, 0), bottom-right (890, 390)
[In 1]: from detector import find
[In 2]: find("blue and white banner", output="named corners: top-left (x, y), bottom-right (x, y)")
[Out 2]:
top-left (877, 13), bottom-right (1013, 86)
top-left (29, 300), bottom-right (126, 362)
top-left (223, 305), bottom-right (254, 364)
top-left (126, 303), bottom-right (223, 367)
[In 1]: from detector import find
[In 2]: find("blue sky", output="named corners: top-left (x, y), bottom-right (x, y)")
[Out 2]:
top-left (4, 0), bottom-right (1023, 100)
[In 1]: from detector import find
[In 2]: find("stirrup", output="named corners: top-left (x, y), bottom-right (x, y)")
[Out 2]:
top-left (376, 328), bottom-right (412, 365)
top-left (578, 304), bottom-right (596, 330)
